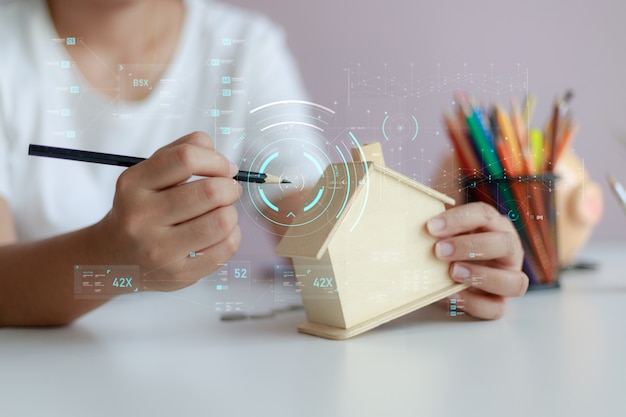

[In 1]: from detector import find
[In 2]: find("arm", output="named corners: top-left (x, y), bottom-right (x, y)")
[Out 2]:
top-left (0, 198), bottom-right (16, 245)
top-left (0, 132), bottom-right (242, 327)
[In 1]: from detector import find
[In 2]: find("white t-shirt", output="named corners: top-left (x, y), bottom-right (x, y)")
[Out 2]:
top-left (0, 0), bottom-right (326, 241)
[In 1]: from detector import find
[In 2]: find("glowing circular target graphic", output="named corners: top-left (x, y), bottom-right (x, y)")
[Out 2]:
top-left (382, 113), bottom-right (419, 142)
top-left (500, 198), bottom-right (528, 231)
top-left (240, 100), bottom-right (372, 237)
top-left (507, 210), bottom-right (520, 222)
top-left (245, 137), bottom-right (334, 229)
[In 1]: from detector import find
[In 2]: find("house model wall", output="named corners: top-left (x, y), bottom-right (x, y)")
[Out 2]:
top-left (275, 143), bottom-right (469, 339)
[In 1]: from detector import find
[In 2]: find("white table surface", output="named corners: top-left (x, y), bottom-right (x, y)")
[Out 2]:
top-left (2, 240), bottom-right (626, 417)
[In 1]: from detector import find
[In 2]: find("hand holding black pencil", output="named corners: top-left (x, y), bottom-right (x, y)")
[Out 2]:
top-left (28, 144), bottom-right (290, 184)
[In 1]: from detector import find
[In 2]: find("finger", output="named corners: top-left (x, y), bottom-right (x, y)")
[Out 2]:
top-left (433, 230), bottom-right (523, 269)
top-left (139, 144), bottom-right (238, 190)
top-left (169, 205), bottom-right (239, 258)
top-left (180, 225), bottom-right (243, 288)
top-left (449, 262), bottom-right (529, 297)
top-left (188, 224), bottom-right (242, 270)
top-left (152, 131), bottom-right (216, 153)
top-left (456, 288), bottom-right (507, 320)
top-left (143, 131), bottom-right (219, 183)
top-left (426, 201), bottom-right (512, 237)
top-left (155, 177), bottom-right (242, 225)
top-left (142, 225), bottom-right (242, 292)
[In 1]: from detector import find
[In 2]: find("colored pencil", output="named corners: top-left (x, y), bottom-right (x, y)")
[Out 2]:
top-left (442, 91), bottom-right (576, 286)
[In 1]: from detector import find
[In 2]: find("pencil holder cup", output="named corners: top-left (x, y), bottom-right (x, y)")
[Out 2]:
top-left (461, 175), bottom-right (559, 289)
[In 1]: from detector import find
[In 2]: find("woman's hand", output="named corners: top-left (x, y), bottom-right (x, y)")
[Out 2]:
top-left (426, 202), bottom-right (529, 319)
top-left (97, 131), bottom-right (243, 291)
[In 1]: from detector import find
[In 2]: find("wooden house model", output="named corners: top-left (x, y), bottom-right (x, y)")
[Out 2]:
top-left (275, 143), bottom-right (469, 339)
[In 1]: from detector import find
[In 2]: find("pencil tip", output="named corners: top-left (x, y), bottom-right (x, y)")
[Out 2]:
top-left (281, 179), bottom-right (292, 184)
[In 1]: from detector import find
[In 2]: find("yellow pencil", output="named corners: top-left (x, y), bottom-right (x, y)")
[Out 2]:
top-left (529, 129), bottom-right (544, 174)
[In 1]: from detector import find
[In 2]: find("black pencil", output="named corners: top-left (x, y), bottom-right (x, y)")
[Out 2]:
top-left (28, 144), bottom-right (290, 184)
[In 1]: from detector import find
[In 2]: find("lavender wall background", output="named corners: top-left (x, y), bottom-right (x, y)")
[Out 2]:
top-left (230, 0), bottom-right (626, 241)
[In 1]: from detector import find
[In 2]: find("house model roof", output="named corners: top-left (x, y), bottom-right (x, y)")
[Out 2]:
top-left (275, 160), bottom-right (455, 259)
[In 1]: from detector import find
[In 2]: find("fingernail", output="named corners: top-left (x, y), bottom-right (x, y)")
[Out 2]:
top-left (427, 217), bottom-right (446, 234)
top-left (229, 162), bottom-right (239, 177)
top-left (435, 241), bottom-right (454, 258)
top-left (451, 263), bottom-right (471, 282)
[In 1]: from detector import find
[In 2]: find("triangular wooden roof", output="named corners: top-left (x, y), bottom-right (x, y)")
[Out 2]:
top-left (275, 161), bottom-right (454, 259)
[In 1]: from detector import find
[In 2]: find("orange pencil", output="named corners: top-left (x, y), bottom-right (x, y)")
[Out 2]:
top-left (495, 134), bottom-right (515, 174)
top-left (495, 105), bottom-right (526, 176)
top-left (510, 97), bottom-right (530, 170)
